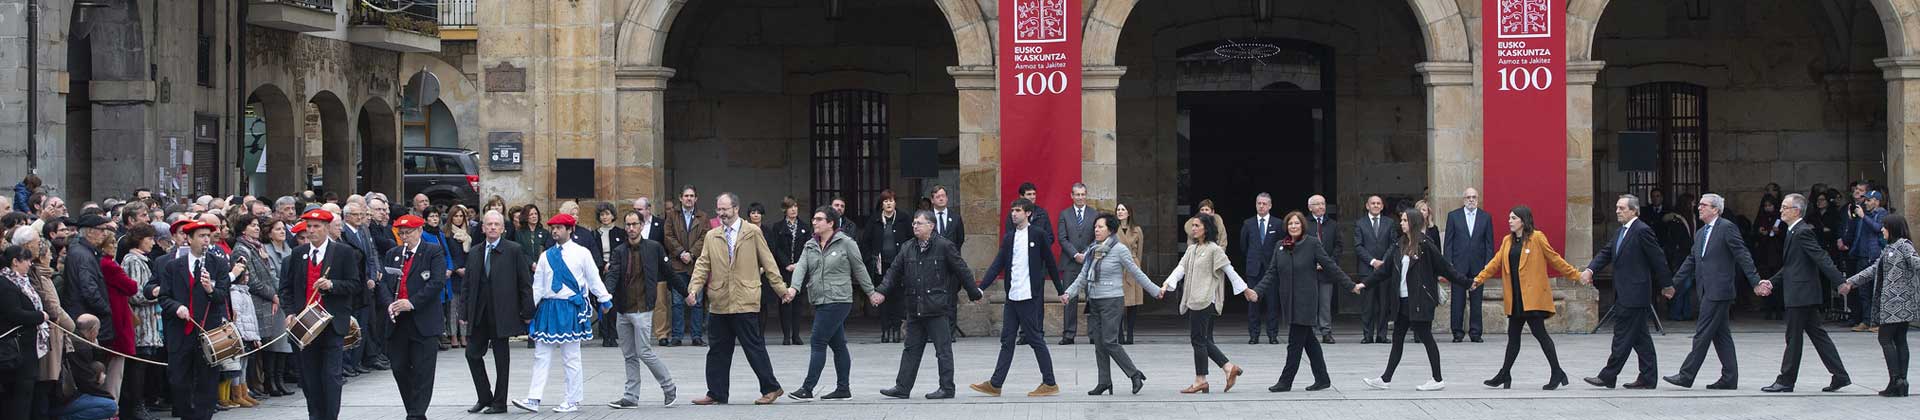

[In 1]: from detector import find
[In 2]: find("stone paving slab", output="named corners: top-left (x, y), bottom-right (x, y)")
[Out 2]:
top-left (208, 322), bottom-right (1920, 420)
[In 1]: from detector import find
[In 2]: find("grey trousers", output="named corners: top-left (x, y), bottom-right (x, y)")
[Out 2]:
top-left (617, 312), bottom-right (677, 402)
top-left (1316, 283), bottom-right (1334, 336)
top-left (1089, 297), bottom-right (1142, 385)
top-left (1062, 262), bottom-right (1083, 339)
top-left (1677, 299), bottom-right (1738, 384)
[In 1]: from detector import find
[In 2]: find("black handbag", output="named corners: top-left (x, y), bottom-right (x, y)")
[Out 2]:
top-left (0, 326), bottom-right (19, 371)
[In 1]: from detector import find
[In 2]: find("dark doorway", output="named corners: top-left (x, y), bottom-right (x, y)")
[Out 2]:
top-left (1173, 39), bottom-right (1334, 315)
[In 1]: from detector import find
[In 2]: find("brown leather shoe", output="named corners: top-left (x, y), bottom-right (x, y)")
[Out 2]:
top-left (969, 382), bottom-right (1002, 396)
top-left (1224, 363), bottom-right (1245, 393)
top-left (1027, 384), bottom-right (1059, 397)
top-left (754, 390), bottom-right (784, 405)
top-left (691, 395), bottom-right (721, 405)
top-left (1181, 382), bottom-right (1212, 394)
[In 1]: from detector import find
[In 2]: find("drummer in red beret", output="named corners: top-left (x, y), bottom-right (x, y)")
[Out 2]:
top-left (279, 205), bottom-right (362, 420)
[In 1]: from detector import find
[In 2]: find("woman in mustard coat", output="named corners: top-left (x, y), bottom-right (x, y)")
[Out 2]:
top-left (1471, 205), bottom-right (1581, 390)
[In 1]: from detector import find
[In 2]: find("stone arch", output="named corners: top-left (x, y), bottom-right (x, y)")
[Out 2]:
top-left (616, 0), bottom-right (995, 68)
top-left (358, 97), bottom-right (401, 196)
top-left (309, 91), bottom-right (353, 197)
top-left (1571, 0), bottom-right (1917, 60)
top-left (248, 84), bottom-right (300, 196)
top-left (1084, 0), bottom-right (1474, 66)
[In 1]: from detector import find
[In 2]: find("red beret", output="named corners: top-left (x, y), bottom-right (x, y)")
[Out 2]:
top-left (545, 213), bottom-right (577, 227)
top-left (180, 221), bottom-right (216, 235)
top-left (300, 209), bottom-right (335, 223)
top-left (169, 219), bottom-right (196, 233)
top-left (393, 215), bottom-right (426, 229)
top-left (290, 221), bottom-right (308, 234)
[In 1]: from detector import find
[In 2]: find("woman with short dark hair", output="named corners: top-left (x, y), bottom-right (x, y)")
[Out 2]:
top-left (1059, 213), bottom-right (1162, 395)
top-left (1843, 214), bottom-right (1919, 396)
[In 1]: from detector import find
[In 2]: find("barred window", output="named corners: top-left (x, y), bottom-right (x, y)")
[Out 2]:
top-left (810, 90), bottom-right (890, 221)
top-left (1625, 82), bottom-right (1708, 204)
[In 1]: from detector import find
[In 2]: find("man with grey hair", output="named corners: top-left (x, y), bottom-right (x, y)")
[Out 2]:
top-left (275, 196), bottom-right (300, 222)
top-left (1241, 192), bottom-right (1283, 344)
top-left (1056, 182), bottom-right (1095, 345)
top-left (1304, 194), bottom-right (1341, 344)
top-left (1580, 193), bottom-right (1673, 389)
top-left (1664, 192), bottom-right (1761, 390)
top-left (1445, 187), bottom-right (1495, 342)
top-left (340, 202), bottom-right (387, 373)
top-left (1755, 193), bottom-right (1852, 393)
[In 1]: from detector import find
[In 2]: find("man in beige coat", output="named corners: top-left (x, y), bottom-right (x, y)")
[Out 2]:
top-left (687, 192), bottom-right (795, 405)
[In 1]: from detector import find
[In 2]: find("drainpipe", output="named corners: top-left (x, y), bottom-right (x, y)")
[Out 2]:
top-left (26, 0), bottom-right (38, 173)
top-left (236, 0), bottom-right (247, 194)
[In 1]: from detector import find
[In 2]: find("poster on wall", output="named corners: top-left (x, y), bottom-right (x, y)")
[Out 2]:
top-left (1481, 0), bottom-right (1567, 249)
top-left (999, 0), bottom-right (1082, 232)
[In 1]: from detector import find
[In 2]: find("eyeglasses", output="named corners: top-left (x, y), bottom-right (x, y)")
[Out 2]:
top-left (911, 221), bottom-right (932, 226)
top-left (810, 216), bottom-right (828, 221)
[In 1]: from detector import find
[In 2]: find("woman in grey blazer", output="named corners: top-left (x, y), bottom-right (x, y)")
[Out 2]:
top-left (1843, 214), bottom-right (1919, 397)
top-left (1060, 214), bottom-right (1162, 395)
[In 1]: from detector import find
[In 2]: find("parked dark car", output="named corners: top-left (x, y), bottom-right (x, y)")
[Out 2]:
top-left (310, 147), bottom-right (481, 209)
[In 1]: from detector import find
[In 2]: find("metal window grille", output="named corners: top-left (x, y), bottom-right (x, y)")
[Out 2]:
top-left (1625, 82), bottom-right (1709, 203)
top-left (810, 90), bottom-right (890, 221)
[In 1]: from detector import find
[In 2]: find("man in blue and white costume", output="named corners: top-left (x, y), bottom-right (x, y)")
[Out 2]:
top-left (513, 213), bottom-right (615, 413)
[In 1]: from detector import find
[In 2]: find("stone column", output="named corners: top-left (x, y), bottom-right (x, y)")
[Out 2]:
top-left (1879, 57), bottom-right (1920, 223)
top-left (950, 64), bottom-right (999, 336)
top-left (614, 66), bottom-right (675, 202)
top-left (1417, 61), bottom-right (1475, 334)
top-left (1082, 66), bottom-right (1126, 210)
top-left (1554, 60), bottom-right (1606, 333)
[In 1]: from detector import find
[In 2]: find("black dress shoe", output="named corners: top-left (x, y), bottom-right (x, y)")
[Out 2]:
top-left (1622, 380), bottom-right (1656, 389)
top-left (1662, 374), bottom-right (1695, 388)
top-left (1087, 384), bottom-right (1113, 395)
top-left (1824, 377), bottom-right (1851, 392)
top-left (1705, 380), bottom-right (1738, 390)
top-left (602, 339), bottom-right (620, 348)
top-left (1321, 335), bottom-right (1335, 344)
top-left (469, 402), bottom-right (490, 413)
top-left (1249, 337), bottom-right (1260, 345)
top-left (1059, 337), bottom-right (1075, 345)
top-left (659, 338), bottom-right (670, 347)
top-left (924, 389), bottom-right (955, 399)
top-left (670, 339), bottom-right (684, 347)
top-left (483, 405), bottom-right (509, 414)
top-left (1268, 383), bottom-right (1292, 392)
top-left (1305, 382), bottom-right (1332, 391)
top-left (792, 336), bottom-right (803, 346)
top-left (1453, 333), bottom-right (1464, 343)
top-left (1268, 336), bottom-right (1280, 345)
top-left (1361, 336), bottom-right (1375, 344)
top-left (1470, 336), bottom-right (1484, 343)
top-left (879, 387), bottom-right (910, 399)
top-left (693, 338), bottom-right (707, 346)
top-left (1881, 379), bottom-right (1909, 397)
top-left (344, 369), bottom-right (361, 378)
top-left (1762, 383), bottom-right (1794, 393)
top-left (1584, 377), bottom-right (1614, 389)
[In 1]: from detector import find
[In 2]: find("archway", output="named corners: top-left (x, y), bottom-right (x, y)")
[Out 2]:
top-left (309, 91), bottom-right (352, 197)
top-left (247, 85), bottom-right (299, 196)
top-left (359, 97), bottom-right (401, 196)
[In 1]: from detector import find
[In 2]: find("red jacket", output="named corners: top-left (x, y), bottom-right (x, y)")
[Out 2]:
top-left (100, 256), bottom-right (140, 354)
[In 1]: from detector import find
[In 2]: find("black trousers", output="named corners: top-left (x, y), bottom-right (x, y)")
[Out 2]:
top-left (1, 366), bottom-right (33, 420)
top-left (368, 283), bottom-right (392, 364)
top-left (1498, 313), bottom-right (1565, 377)
top-left (297, 330), bottom-right (347, 420)
top-left (1597, 306), bottom-right (1658, 384)
top-left (1449, 281), bottom-right (1485, 337)
top-left (1677, 299), bottom-right (1738, 384)
top-left (1880, 322), bottom-right (1911, 381)
top-left (465, 332), bottom-right (513, 407)
top-left (1777, 306), bottom-right (1849, 385)
top-left (167, 336), bottom-right (222, 420)
top-left (1187, 308), bottom-right (1231, 375)
top-left (1280, 324), bottom-right (1330, 385)
top-left (1381, 302), bottom-right (1441, 382)
top-left (1360, 284), bottom-right (1390, 338)
top-left (389, 320), bottom-right (439, 418)
top-left (894, 315), bottom-right (956, 392)
top-left (704, 313), bottom-right (781, 403)
top-left (991, 298), bottom-right (1056, 387)
top-left (1247, 284), bottom-right (1281, 339)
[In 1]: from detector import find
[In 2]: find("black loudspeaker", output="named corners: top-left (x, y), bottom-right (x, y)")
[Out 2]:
top-left (900, 137), bottom-right (940, 178)
top-left (1617, 131), bottom-right (1658, 172)
top-left (555, 158), bottom-right (595, 198)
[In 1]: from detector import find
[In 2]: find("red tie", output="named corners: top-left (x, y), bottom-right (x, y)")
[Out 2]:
top-left (398, 250), bottom-right (415, 301)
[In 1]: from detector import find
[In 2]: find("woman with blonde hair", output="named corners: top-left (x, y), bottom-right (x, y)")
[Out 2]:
top-left (447, 205), bottom-right (476, 349)
top-left (1162, 213), bottom-right (1253, 394)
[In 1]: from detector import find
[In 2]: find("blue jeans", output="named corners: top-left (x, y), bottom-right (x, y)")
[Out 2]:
top-left (802, 303), bottom-right (853, 392)
top-left (1852, 257), bottom-right (1879, 325)
top-left (671, 272), bottom-right (706, 341)
top-left (61, 394), bottom-right (116, 420)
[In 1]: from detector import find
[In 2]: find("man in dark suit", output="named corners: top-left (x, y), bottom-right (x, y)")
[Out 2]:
top-left (1056, 183), bottom-right (1096, 345)
top-left (930, 185), bottom-right (968, 338)
top-left (1445, 188), bottom-right (1495, 342)
top-left (1664, 193), bottom-right (1762, 390)
top-left (157, 221), bottom-right (235, 420)
top-left (341, 202), bottom-right (385, 374)
top-left (973, 198), bottom-right (1063, 397)
top-left (1757, 193), bottom-right (1851, 393)
top-left (1241, 193), bottom-right (1283, 344)
top-left (1641, 188), bottom-right (1669, 223)
top-left (1581, 194), bottom-right (1674, 389)
top-left (1353, 195), bottom-right (1397, 344)
top-left (384, 215), bottom-right (448, 420)
top-left (463, 210), bottom-right (534, 414)
top-left (1304, 194), bottom-right (1341, 344)
top-left (278, 210), bottom-right (364, 420)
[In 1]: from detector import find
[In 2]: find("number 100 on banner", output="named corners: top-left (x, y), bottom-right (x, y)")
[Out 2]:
top-left (1013, 71), bottom-right (1070, 96)
top-left (1495, 67), bottom-right (1553, 91)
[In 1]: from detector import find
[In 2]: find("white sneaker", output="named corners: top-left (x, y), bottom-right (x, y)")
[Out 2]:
top-left (1416, 380), bottom-right (1446, 391)
top-left (552, 403), bottom-right (580, 413)
top-left (511, 399), bottom-right (541, 413)
top-left (1363, 378), bottom-right (1391, 390)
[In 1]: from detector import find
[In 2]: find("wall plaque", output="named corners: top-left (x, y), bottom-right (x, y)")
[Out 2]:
top-left (487, 132), bottom-right (525, 171)
top-left (486, 62), bottom-right (527, 92)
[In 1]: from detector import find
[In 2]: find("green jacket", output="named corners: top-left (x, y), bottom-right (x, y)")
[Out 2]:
top-left (791, 232), bottom-right (878, 306)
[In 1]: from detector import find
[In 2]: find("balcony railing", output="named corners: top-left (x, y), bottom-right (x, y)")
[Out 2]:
top-left (269, 0), bottom-right (335, 11)
top-left (439, 0), bottom-right (474, 29)
top-left (350, 0), bottom-right (440, 36)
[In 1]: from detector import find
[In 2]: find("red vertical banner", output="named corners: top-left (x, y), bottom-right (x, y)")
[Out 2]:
top-left (1482, 0), bottom-right (1567, 249)
top-left (999, 0), bottom-right (1082, 230)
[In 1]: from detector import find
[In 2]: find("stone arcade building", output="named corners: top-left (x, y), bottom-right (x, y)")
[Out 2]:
top-left (11, 0), bottom-right (1920, 334)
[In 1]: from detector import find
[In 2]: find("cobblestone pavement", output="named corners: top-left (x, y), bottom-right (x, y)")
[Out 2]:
top-left (205, 320), bottom-right (1920, 420)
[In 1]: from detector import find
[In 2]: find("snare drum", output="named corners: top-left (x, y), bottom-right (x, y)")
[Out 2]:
top-left (289, 303), bottom-right (334, 349)
top-left (199, 323), bottom-right (244, 366)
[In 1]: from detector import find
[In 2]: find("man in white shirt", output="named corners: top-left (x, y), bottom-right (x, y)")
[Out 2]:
top-left (973, 198), bottom-right (1063, 397)
top-left (514, 214), bottom-right (615, 413)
